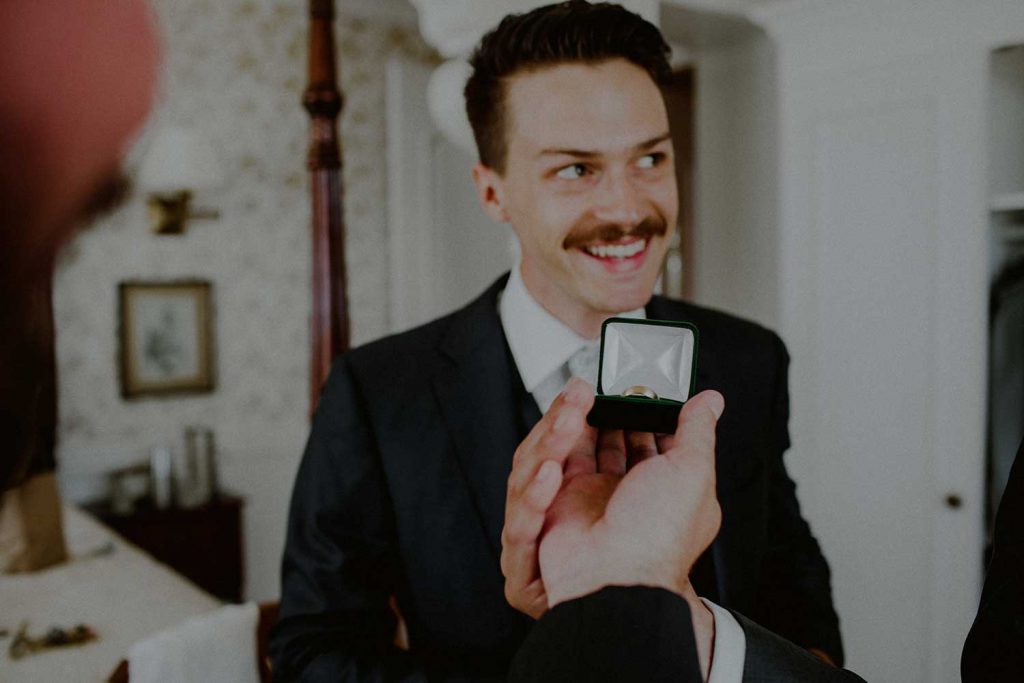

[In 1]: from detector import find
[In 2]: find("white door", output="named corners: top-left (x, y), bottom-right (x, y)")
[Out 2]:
top-left (777, 47), bottom-right (987, 682)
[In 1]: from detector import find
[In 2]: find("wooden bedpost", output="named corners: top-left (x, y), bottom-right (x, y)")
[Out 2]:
top-left (304, 0), bottom-right (350, 415)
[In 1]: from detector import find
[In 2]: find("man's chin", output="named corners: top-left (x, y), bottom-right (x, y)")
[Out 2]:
top-left (586, 285), bottom-right (654, 317)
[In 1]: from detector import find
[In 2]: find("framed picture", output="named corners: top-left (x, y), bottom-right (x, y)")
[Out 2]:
top-left (119, 281), bottom-right (214, 398)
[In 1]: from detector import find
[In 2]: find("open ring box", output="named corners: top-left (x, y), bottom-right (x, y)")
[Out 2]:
top-left (585, 317), bottom-right (699, 434)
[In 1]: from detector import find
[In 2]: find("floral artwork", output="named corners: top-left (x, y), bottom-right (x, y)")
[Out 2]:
top-left (119, 281), bottom-right (214, 398)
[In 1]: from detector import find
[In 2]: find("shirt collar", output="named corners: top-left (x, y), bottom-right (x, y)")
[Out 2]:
top-left (498, 264), bottom-right (645, 393)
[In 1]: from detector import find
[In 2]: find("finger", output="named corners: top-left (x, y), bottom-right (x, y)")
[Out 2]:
top-left (502, 461), bottom-right (563, 558)
top-left (512, 378), bottom-right (594, 464)
top-left (563, 424), bottom-right (598, 479)
top-left (508, 379), bottom-right (594, 494)
top-left (596, 429), bottom-right (626, 475)
top-left (505, 458), bottom-right (569, 548)
top-left (664, 390), bottom-right (724, 465)
top-left (500, 460), bottom-right (563, 586)
top-left (625, 431), bottom-right (658, 469)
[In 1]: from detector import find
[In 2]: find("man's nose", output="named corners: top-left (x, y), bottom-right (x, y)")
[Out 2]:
top-left (592, 170), bottom-right (644, 228)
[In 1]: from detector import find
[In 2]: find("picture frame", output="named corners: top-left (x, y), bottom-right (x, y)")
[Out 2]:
top-left (118, 281), bottom-right (214, 398)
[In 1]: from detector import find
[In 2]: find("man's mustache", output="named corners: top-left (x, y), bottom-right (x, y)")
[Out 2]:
top-left (562, 215), bottom-right (668, 250)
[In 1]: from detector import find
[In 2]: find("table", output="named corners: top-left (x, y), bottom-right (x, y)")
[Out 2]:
top-left (86, 494), bottom-right (244, 602)
top-left (0, 505), bottom-right (221, 683)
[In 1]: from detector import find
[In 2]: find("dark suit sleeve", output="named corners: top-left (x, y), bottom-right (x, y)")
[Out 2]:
top-left (509, 586), bottom-right (702, 683)
top-left (961, 440), bottom-right (1024, 682)
top-left (508, 586), bottom-right (866, 683)
top-left (269, 358), bottom-right (493, 683)
top-left (753, 334), bottom-right (844, 664)
top-left (735, 612), bottom-right (865, 683)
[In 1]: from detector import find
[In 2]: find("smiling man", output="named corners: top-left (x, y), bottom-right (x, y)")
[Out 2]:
top-left (272, 3), bottom-right (842, 681)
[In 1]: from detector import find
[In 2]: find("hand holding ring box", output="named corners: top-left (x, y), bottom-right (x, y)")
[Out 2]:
top-left (586, 318), bottom-right (699, 434)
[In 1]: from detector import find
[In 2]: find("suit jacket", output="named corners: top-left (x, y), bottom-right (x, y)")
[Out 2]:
top-left (270, 275), bottom-right (842, 682)
top-left (961, 439), bottom-right (1024, 682)
top-left (509, 586), bottom-right (864, 683)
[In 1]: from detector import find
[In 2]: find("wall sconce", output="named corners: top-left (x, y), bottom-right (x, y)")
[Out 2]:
top-left (137, 125), bottom-right (224, 235)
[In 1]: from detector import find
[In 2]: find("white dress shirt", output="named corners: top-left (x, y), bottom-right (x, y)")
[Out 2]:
top-left (498, 264), bottom-right (745, 683)
top-left (498, 264), bottom-right (643, 412)
top-left (703, 599), bottom-right (746, 683)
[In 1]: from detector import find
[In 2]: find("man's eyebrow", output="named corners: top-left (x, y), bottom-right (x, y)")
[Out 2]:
top-left (635, 132), bottom-right (672, 150)
top-left (536, 132), bottom-right (673, 159)
top-left (537, 146), bottom-right (599, 159)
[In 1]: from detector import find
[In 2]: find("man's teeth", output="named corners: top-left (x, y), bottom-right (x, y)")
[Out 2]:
top-left (584, 240), bottom-right (646, 259)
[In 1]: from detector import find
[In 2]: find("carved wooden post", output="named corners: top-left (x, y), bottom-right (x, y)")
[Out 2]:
top-left (304, 0), bottom-right (350, 415)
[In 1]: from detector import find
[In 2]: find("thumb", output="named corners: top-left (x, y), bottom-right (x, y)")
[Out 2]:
top-left (684, 390), bottom-right (724, 422)
top-left (664, 390), bottom-right (723, 459)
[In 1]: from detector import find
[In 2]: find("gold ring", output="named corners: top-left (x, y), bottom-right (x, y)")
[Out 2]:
top-left (621, 385), bottom-right (658, 400)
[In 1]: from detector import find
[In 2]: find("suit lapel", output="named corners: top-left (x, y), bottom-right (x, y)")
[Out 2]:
top-left (432, 276), bottom-right (536, 560)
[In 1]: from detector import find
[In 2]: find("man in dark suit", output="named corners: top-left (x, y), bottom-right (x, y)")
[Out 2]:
top-left (504, 383), bottom-right (864, 683)
top-left (271, 2), bottom-right (842, 680)
top-left (961, 438), bottom-right (1024, 681)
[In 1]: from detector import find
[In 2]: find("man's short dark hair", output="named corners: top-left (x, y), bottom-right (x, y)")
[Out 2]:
top-left (464, 1), bottom-right (672, 173)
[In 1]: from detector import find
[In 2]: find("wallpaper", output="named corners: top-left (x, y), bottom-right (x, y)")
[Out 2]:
top-left (52, 0), bottom-right (436, 600)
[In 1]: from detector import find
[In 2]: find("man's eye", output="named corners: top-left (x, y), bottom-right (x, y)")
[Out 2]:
top-left (555, 163), bottom-right (589, 180)
top-left (636, 153), bottom-right (665, 169)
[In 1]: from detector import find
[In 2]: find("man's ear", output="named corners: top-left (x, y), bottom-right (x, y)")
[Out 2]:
top-left (472, 163), bottom-right (511, 224)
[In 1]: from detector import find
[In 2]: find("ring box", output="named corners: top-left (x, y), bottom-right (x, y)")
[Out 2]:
top-left (585, 317), bottom-right (699, 434)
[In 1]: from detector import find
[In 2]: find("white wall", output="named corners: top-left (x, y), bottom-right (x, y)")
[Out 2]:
top-left (385, 56), bottom-right (514, 335)
top-left (53, 0), bottom-right (434, 602)
top-left (690, 29), bottom-right (780, 328)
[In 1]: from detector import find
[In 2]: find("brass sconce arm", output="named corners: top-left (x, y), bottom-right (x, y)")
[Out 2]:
top-left (147, 190), bottom-right (220, 235)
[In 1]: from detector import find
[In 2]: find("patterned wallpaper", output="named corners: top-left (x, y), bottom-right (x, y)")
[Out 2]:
top-left (53, 0), bottom-right (436, 600)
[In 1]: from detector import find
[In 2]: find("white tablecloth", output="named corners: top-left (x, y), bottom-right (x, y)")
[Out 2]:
top-left (0, 505), bottom-right (221, 682)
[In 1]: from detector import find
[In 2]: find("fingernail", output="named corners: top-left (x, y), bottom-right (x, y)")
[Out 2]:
top-left (565, 377), bottom-right (591, 404)
top-left (535, 461), bottom-right (554, 483)
top-left (708, 392), bottom-right (724, 419)
top-left (554, 410), bottom-right (573, 433)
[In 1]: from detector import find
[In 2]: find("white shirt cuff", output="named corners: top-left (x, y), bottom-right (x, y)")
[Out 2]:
top-left (701, 598), bottom-right (746, 683)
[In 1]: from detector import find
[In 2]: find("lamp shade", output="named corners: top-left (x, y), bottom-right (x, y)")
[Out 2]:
top-left (137, 125), bottom-right (223, 194)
